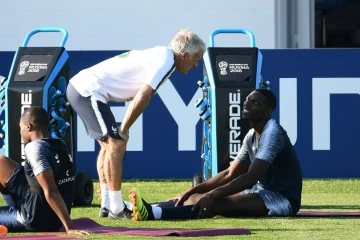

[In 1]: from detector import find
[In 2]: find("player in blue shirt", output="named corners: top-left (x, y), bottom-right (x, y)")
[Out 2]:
top-left (0, 106), bottom-right (91, 235)
top-left (130, 88), bottom-right (303, 220)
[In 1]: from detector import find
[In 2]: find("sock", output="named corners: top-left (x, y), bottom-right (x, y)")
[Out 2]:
top-left (100, 184), bottom-right (110, 210)
top-left (150, 200), bottom-right (177, 208)
top-left (161, 205), bottom-right (199, 220)
top-left (151, 206), bottom-right (162, 220)
top-left (1, 193), bottom-right (15, 206)
top-left (124, 200), bottom-right (132, 211)
top-left (109, 190), bottom-right (125, 214)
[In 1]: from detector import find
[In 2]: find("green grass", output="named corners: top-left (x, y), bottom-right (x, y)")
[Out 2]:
top-left (4, 179), bottom-right (360, 239)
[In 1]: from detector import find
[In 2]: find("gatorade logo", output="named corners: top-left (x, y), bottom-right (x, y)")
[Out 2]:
top-left (20, 89), bottom-right (32, 159)
top-left (229, 92), bottom-right (241, 160)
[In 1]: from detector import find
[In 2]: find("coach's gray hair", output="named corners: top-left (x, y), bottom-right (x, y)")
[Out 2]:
top-left (169, 28), bottom-right (206, 58)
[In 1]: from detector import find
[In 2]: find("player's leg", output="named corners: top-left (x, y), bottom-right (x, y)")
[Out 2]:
top-left (0, 156), bottom-right (28, 231)
top-left (131, 194), bottom-right (266, 221)
top-left (150, 200), bottom-right (177, 208)
top-left (184, 193), bottom-right (207, 206)
top-left (0, 206), bottom-right (26, 232)
top-left (142, 193), bottom-right (267, 221)
top-left (0, 156), bottom-right (19, 189)
top-left (130, 188), bottom-right (199, 221)
top-left (211, 189), bottom-right (292, 217)
top-left (148, 192), bottom-right (207, 208)
top-left (211, 193), bottom-right (269, 217)
top-left (0, 156), bottom-right (26, 207)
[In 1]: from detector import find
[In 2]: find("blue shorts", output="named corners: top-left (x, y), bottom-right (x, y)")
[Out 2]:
top-left (2, 166), bottom-right (63, 232)
top-left (0, 166), bottom-right (28, 232)
top-left (0, 206), bottom-right (26, 232)
top-left (241, 187), bottom-right (293, 216)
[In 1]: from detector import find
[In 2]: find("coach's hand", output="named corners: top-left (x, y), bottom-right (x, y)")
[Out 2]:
top-left (67, 229), bottom-right (92, 235)
top-left (118, 129), bottom-right (130, 142)
top-left (168, 191), bottom-right (192, 207)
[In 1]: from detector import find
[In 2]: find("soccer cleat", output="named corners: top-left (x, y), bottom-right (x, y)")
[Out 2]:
top-left (0, 225), bottom-right (8, 236)
top-left (99, 207), bottom-right (109, 218)
top-left (129, 187), bottom-right (154, 221)
top-left (108, 206), bottom-right (132, 220)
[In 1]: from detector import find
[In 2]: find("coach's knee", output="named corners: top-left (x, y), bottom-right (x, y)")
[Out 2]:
top-left (107, 138), bottom-right (126, 155)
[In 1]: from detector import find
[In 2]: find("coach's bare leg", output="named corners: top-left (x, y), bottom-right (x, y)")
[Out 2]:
top-left (103, 137), bottom-right (127, 214)
top-left (96, 141), bottom-right (106, 183)
top-left (97, 140), bottom-right (109, 210)
top-left (212, 193), bottom-right (268, 217)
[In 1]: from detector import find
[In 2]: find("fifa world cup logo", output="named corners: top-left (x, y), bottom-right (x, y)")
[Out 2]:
top-left (18, 61), bottom-right (30, 75)
top-left (218, 61), bottom-right (228, 75)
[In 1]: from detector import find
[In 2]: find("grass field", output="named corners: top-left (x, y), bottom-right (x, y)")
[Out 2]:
top-left (3, 179), bottom-right (360, 239)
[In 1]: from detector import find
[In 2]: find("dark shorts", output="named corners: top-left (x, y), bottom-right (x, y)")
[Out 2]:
top-left (66, 82), bottom-right (123, 141)
top-left (5, 166), bottom-right (29, 206)
top-left (240, 187), bottom-right (293, 216)
top-left (3, 166), bottom-right (63, 232)
top-left (1, 166), bottom-right (31, 232)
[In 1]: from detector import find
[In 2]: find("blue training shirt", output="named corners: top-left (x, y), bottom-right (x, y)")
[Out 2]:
top-left (236, 119), bottom-right (303, 214)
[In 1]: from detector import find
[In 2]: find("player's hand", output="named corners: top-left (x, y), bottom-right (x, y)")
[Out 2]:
top-left (67, 229), bottom-right (92, 235)
top-left (168, 191), bottom-right (192, 207)
top-left (192, 194), bottom-right (215, 219)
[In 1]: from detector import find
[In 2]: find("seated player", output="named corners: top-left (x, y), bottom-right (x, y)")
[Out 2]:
top-left (0, 106), bottom-right (91, 235)
top-left (129, 88), bottom-right (303, 221)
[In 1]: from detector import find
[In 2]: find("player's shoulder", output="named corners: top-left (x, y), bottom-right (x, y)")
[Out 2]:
top-left (246, 128), bottom-right (255, 137)
top-left (262, 119), bottom-right (287, 138)
top-left (243, 128), bottom-right (255, 143)
top-left (25, 139), bottom-right (50, 150)
top-left (25, 139), bottom-right (65, 153)
top-left (24, 139), bottom-right (53, 161)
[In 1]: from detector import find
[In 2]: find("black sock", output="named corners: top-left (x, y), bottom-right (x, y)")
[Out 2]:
top-left (150, 200), bottom-right (177, 208)
top-left (160, 205), bottom-right (199, 220)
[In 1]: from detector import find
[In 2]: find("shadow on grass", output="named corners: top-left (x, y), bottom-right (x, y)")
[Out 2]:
top-left (73, 203), bottom-right (101, 209)
top-left (295, 216), bottom-right (360, 219)
top-left (124, 179), bottom-right (193, 183)
top-left (301, 205), bottom-right (360, 210)
top-left (252, 228), bottom-right (329, 232)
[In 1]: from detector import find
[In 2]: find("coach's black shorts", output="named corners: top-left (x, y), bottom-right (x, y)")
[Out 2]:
top-left (66, 82), bottom-right (122, 141)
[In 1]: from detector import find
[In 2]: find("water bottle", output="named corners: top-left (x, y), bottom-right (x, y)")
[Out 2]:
top-left (50, 122), bottom-right (70, 139)
top-left (50, 89), bottom-right (61, 105)
top-left (49, 108), bottom-right (65, 127)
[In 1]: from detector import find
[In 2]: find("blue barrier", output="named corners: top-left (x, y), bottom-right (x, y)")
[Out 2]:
top-left (1, 49), bottom-right (360, 179)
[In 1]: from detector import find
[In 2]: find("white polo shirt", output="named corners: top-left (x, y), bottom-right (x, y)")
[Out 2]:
top-left (70, 46), bottom-right (176, 103)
